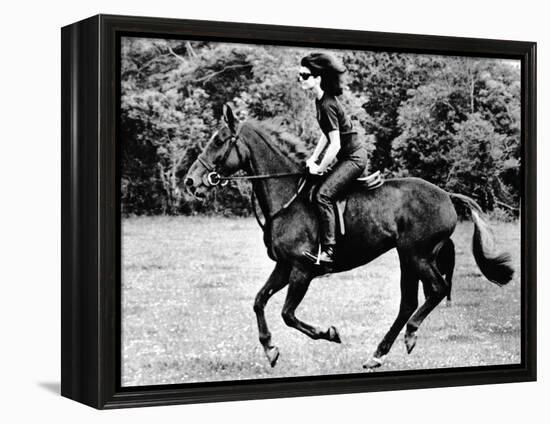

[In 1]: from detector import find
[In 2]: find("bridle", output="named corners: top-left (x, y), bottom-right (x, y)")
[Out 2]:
top-left (196, 131), bottom-right (242, 187)
top-left (196, 128), bottom-right (303, 186)
top-left (194, 126), bottom-right (307, 228)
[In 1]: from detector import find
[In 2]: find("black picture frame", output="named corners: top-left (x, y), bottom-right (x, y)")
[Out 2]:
top-left (61, 14), bottom-right (537, 409)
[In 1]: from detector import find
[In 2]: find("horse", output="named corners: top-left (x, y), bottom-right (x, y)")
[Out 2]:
top-left (183, 104), bottom-right (514, 370)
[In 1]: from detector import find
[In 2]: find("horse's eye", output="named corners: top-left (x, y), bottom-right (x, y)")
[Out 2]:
top-left (214, 134), bottom-right (226, 146)
top-left (218, 128), bottom-right (230, 139)
top-left (215, 128), bottom-right (230, 145)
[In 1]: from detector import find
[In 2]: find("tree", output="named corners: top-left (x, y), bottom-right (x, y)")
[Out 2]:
top-left (392, 57), bottom-right (520, 212)
top-left (343, 52), bottom-right (440, 172)
top-left (446, 114), bottom-right (509, 211)
top-left (392, 79), bottom-right (461, 185)
top-left (120, 38), bottom-right (520, 216)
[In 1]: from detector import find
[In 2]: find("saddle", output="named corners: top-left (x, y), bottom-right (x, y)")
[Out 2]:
top-left (306, 170), bottom-right (384, 236)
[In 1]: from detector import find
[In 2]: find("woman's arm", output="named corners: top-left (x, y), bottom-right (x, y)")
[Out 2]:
top-left (308, 134), bottom-right (328, 164)
top-left (316, 130), bottom-right (341, 172)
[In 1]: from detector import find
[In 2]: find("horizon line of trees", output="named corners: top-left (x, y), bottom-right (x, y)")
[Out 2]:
top-left (121, 38), bottom-right (521, 219)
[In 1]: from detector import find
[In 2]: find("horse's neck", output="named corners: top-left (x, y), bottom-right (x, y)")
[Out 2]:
top-left (247, 139), bottom-right (301, 220)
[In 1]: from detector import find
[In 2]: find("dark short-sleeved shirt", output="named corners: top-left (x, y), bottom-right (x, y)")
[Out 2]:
top-left (315, 93), bottom-right (355, 136)
top-left (315, 93), bottom-right (362, 158)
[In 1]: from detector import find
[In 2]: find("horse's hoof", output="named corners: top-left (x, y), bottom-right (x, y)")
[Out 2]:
top-left (363, 355), bottom-right (385, 370)
top-left (265, 346), bottom-right (280, 367)
top-left (404, 332), bottom-right (417, 354)
top-left (328, 326), bottom-right (342, 344)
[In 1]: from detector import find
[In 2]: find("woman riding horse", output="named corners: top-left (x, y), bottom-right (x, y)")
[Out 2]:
top-left (299, 52), bottom-right (368, 264)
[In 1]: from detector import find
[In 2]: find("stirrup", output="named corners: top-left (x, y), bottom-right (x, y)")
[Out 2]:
top-left (303, 245), bottom-right (334, 265)
top-left (303, 244), bottom-right (323, 265)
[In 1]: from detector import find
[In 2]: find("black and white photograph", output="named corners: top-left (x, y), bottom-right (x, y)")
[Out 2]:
top-left (120, 36), bottom-right (522, 387)
top-left (2, 0), bottom-right (546, 420)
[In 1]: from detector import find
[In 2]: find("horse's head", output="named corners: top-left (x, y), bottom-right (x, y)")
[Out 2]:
top-left (184, 104), bottom-right (249, 199)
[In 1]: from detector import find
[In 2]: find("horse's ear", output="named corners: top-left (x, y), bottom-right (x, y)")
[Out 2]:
top-left (222, 103), bottom-right (237, 133)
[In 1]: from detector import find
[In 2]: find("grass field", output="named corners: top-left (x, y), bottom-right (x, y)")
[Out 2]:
top-left (121, 216), bottom-right (521, 387)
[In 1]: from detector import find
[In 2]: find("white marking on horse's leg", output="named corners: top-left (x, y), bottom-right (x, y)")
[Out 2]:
top-left (363, 354), bottom-right (386, 370)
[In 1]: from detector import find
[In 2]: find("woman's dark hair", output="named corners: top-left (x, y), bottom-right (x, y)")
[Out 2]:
top-left (301, 52), bottom-right (346, 96)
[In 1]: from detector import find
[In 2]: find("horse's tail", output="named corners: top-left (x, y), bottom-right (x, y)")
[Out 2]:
top-left (448, 193), bottom-right (514, 286)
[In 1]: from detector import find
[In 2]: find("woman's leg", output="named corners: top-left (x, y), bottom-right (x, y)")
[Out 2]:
top-left (315, 159), bottom-right (364, 248)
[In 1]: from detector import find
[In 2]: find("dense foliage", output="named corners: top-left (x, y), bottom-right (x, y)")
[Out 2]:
top-left (121, 38), bottom-right (520, 217)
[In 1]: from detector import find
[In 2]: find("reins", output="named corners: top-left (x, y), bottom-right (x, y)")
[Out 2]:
top-left (220, 171), bottom-right (304, 181)
top-left (250, 175), bottom-right (308, 229)
top-left (206, 170), bottom-right (304, 189)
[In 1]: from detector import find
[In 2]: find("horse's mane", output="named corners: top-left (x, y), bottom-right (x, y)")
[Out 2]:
top-left (241, 118), bottom-right (309, 165)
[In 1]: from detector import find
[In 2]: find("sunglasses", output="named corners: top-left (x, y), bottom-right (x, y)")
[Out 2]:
top-left (298, 72), bottom-right (314, 81)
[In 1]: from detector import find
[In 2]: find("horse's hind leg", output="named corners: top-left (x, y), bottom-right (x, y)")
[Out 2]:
top-left (404, 254), bottom-right (450, 354)
top-left (281, 263), bottom-right (342, 343)
top-left (364, 251), bottom-right (419, 369)
top-left (254, 262), bottom-right (291, 367)
top-left (436, 238), bottom-right (455, 305)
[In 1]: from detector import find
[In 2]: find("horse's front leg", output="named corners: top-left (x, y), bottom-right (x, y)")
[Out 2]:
top-left (281, 263), bottom-right (342, 343)
top-left (253, 262), bottom-right (291, 367)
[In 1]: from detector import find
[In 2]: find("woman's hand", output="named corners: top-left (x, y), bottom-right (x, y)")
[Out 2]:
top-left (308, 163), bottom-right (323, 175)
top-left (306, 157), bottom-right (316, 169)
